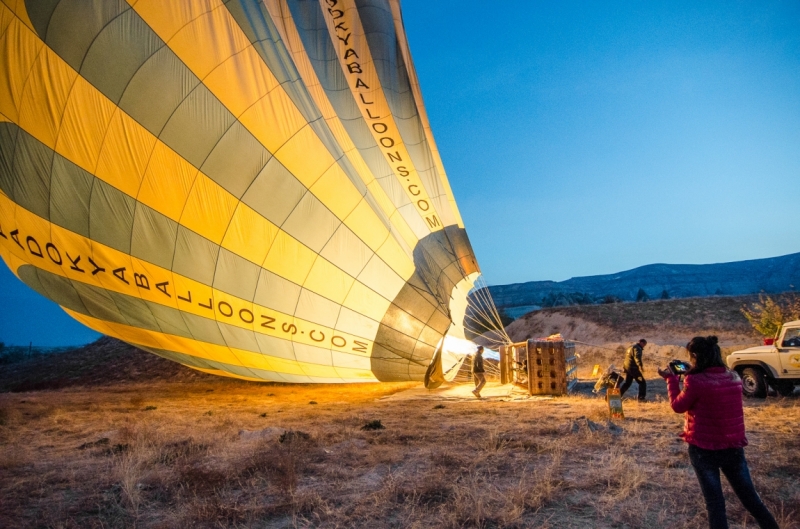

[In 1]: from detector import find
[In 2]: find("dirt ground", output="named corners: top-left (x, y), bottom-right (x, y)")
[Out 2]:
top-left (1, 359), bottom-right (798, 528)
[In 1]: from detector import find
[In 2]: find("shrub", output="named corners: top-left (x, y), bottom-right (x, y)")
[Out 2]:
top-left (741, 294), bottom-right (800, 337)
top-left (264, 430), bottom-right (315, 496)
top-left (601, 295), bottom-right (622, 304)
top-left (279, 430), bottom-right (311, 444)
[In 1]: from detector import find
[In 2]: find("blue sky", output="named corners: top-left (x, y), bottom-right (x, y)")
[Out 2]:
top-left (1, 0), bottom-right (799, 346)
top-left (403, 0), bottom-right (800, 284)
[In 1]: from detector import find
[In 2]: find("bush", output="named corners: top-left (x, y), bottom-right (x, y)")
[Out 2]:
top-left (601, 295), bottom-right (622, 304)
top-left (361, 420), bottom-right (385, 431)
top-left (741, 294), bottom-right (800, 337)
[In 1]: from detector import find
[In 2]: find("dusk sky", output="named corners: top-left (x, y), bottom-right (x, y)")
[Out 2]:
top-left (404, 0), bottom-right (800, 284)
top-left (2, 0), bottom-right (799, 346)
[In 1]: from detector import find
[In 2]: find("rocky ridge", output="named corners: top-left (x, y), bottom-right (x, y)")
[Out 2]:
top-left (484, 252), bottom-right (800, 318)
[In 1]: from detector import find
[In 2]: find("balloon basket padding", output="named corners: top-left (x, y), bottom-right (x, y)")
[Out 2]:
top-left (499, 340), bottom-right (578, 396)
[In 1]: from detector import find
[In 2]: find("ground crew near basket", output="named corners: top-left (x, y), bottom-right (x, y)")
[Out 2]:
top-left (620, 339), bottom-right (648, 401)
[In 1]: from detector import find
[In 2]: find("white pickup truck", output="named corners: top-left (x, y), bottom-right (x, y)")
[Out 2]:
top-left (726, 320), bottom-right (800, 398)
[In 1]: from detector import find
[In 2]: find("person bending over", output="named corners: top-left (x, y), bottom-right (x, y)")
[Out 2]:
top-left (620, 338), bottom-right (647, 401)
top-left (658, 336), bottom-right (778, 529)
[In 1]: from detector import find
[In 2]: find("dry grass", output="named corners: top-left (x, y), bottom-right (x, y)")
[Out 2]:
top-left (1, 373), bottom-right (798, 528)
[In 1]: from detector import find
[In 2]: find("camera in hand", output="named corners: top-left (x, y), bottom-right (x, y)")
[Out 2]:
top-left (668, 360), bottom-right (692, 376)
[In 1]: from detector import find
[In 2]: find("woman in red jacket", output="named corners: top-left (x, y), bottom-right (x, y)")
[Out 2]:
top-left (658, 336), bottom-right (778, 529)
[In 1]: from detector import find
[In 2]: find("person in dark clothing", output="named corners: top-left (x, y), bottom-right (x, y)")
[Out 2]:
top-left (658, 336), bottom-right (778, 529)
top-left (472, 346), bottom-right (486, 398)
top-left (620, 339), bottom-right (647, 401)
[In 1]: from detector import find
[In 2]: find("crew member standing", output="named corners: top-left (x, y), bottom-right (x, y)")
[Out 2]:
top-left (472, 346), bottom-right (486, 398)
top-left (620, 339), bottom-right (648, 401)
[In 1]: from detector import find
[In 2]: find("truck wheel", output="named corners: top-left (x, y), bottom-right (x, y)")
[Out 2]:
top-left (773, 381), bottom-right (796, 397)
top-left (741, 368), bottom-right (768, 398)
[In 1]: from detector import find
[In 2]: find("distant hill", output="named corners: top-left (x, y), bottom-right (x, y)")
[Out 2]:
top-left (0, 337), bottom-right (220, 393)
top-left (482, 252), bottom-right (800, 319)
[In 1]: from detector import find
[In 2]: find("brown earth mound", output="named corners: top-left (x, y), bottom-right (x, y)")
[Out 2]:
top-left (503, 294), bottom-right (776, 347)
top-left (0, 337), bottom-right (224, 393)
top-left (474, 294), bottom-right (793, 375)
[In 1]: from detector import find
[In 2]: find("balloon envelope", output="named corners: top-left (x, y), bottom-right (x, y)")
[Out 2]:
top-left (0, 0), bottom-right (480, 383)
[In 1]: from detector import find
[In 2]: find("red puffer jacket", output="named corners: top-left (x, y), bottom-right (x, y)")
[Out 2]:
top-left (666, 367), bottom-right (747, 450)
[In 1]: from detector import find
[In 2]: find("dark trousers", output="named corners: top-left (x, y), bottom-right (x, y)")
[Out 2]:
top-left (620, 370), bottom-right (646, 400)
top-left (688, 445), bottom-right (778, 529)
top-left (473, 372), bottom-right (486, 393)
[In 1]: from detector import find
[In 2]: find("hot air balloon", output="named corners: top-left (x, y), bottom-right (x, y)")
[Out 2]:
top-left (0, 0), bottom-right (489, 384)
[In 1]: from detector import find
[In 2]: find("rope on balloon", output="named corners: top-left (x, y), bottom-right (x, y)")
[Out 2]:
top-left (451, 359), bottom-right (502, 383)
top-left (463, 276), bottom-right (513, 348)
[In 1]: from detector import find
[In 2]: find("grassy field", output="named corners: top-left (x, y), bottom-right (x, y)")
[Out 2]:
top-left (2, 292), bottom-right (799, 528)
top-left (1, 355), bottom-right (798, 528)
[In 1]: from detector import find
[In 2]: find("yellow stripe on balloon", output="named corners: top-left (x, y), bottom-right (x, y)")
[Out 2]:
top-left (0, 195), bottom-right (391, 346)
top-left (274, 1), bottom-right (421, 252)
top-left (0, 2), bottom-right (415, 291)
top-left (318, 0), bottom-right (443, 234)
top-left (64, 308), bottom-right (379, 382)
top-left (128, 0), bottom-right (416, 276)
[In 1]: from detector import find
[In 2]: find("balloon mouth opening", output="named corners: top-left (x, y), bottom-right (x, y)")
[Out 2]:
top-left (441, 335), bottom-right (498, 379)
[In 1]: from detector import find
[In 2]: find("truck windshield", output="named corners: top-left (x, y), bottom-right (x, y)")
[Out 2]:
top-left (782, 328), bottom-right (800, 347)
